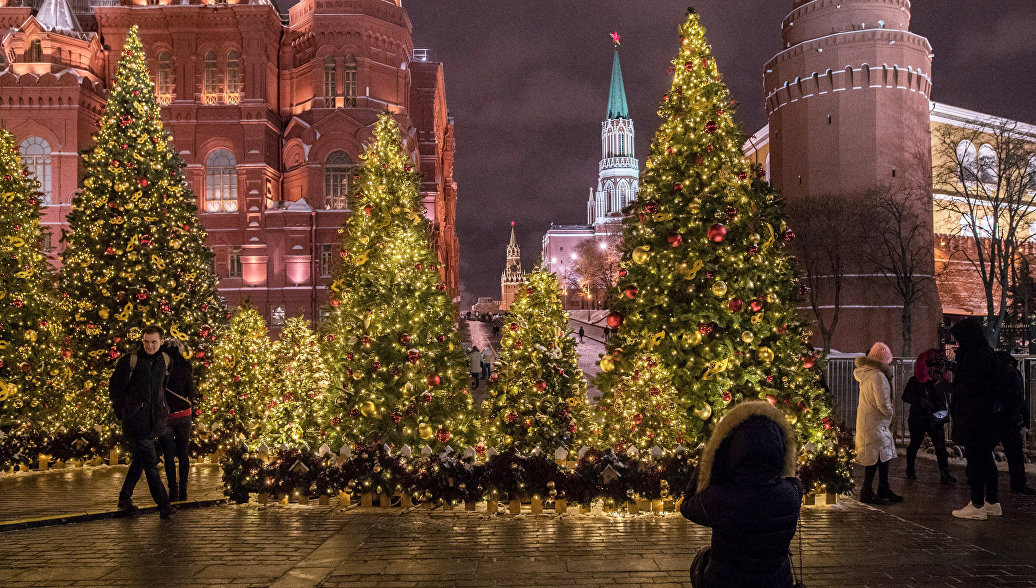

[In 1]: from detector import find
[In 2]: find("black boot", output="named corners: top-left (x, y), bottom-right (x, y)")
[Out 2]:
top-left (169, 488), bottom-right (179, 503)
top-left (940, 470), bottom-right (957, 485)
top-left (859, 487), bottom-right (884, 505)
top-left (179, 485), bottom-right (188, 502)
top-left (906, 467), bottom-right (917, 480)
top-left (877, 485), bottom-right (904, 503)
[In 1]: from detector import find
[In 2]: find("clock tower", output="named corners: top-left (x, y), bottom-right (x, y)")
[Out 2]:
top-left (500, 221), bottom-right (525, 310)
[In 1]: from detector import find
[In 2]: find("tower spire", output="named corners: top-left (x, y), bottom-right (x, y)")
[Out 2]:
top-left (607, 46), bottom-right (629, 120)
top-left (508, 220), bottom-right (517, 248)
top-left (35, 0), bottom-right (82, 33)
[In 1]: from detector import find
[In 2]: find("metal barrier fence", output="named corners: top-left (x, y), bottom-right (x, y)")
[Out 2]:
top-left (825, 357), bottom-right (1035, 447)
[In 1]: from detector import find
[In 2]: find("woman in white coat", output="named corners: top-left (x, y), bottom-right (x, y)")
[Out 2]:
top-left (854, 342), bottom-right (903, 504)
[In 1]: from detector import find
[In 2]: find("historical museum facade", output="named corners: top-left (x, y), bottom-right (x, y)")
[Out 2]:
top-left (0, 0), bottom-right (460, 326)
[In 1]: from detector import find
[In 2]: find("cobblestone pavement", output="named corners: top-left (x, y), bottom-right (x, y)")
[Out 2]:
top-left (1, 460), bottom-right (1035, 587)
top-left (0, 463), bottom-right (224, 524)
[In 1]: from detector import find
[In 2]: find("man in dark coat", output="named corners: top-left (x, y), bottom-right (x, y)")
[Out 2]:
top-left (994, 351), bottom-right (1035, 494)
top-left (681, 401), bottom-right (803, 587)
top-left (949, 318), bottom-right (1000, 519)
top-left (159, 339), bottom-right (196, 502)
top-left (109, 325), bottom-right (173, 518)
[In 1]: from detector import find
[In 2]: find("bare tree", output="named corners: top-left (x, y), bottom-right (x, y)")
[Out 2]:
top-left (868, 186), bottom-right (935, 357)
top-left (573, 235), bottom-right (622, 309)
top-left (785, 195), bottom-right (870, 356)
top-left (933, 117), bottom-right (1036, 344)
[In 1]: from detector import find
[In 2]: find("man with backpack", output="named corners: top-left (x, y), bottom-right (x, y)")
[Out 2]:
top-left (109, 325), bottom-right (174, 518)
top-left (994, 352), bottom-right (1035, 495)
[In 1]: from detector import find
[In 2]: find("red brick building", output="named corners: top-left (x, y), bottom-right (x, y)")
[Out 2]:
top-left (0, 0), bottom-right (459, 327)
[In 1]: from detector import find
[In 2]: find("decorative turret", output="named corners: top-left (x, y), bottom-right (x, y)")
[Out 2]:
top-left (587, 32), bottom-right (639, 227)
top-left (500, 221), bottom-right (525, 310)
top-left (35, 0), bottom-right (81, 33)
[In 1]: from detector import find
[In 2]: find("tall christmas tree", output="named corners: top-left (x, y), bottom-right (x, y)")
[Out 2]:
top-left (197, 305), bottom-right (275, 447)
top-left (596, 11), bottom-right (848, 486)
top-left (483, 270), bottom-right (586, 452)
top-left (258, 317), bottom-right (331, 448)
top-left (0, 130), bottom-right (69, 438)
top-left (59, 26), bottom-right (225, 432)
top-left (321, 113), bottom-right (473, 449)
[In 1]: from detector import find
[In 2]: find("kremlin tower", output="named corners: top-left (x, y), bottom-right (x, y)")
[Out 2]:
top-left (500, 222), bottom-right (525, 310)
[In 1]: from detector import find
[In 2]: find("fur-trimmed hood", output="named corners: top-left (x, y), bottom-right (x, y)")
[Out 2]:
top-left (854, 355), bottom-right (894, 381)
top-left (696, 401), bottom-right (797, 493)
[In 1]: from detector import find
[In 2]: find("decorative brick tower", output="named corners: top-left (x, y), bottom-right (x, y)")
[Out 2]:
top-left (500, 221), bottom-right (525, 310)
top-left (764, 0), bottom-right (940, 355)
top-left (587, 47), bottom-right (639, 228)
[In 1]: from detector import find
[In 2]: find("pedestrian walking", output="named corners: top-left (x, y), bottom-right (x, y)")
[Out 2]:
top-left (578, 326), bottom-right (585, 342)
top-left (949, 318), bottom-right (1002, 519)
top-left (480, 346), bottom-right (495, 381)
top-left (159, 338), bottom-right (196, 502)
top-left (902, 349), bottom-right (955, 484)
top-left (603, 326), bottom-right (610, 340)
top-left (854, 342), bottom-right (903, 504)
top-left (467, 345), bottom-right (482, 389)
top-left (993, 351), bottom-right (1035, 495)
top-left (682, 401), bottom-right (803, 588)
top-left (108, 325), bottom-right (173, 518)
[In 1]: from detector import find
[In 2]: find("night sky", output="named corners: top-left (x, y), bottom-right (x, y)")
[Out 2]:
top-left (400, 1), bottom-right (1036, 307)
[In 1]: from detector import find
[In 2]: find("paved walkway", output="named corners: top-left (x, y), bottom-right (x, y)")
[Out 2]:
top-left (1, 459), bottom-right (1035, 586)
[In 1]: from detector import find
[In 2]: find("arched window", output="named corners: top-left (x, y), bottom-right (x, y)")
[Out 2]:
top-left (156, 52), bottom-right (173, 103)
top-left (205, 149), bottom-right (237, 212)
top-left (324, 150), bottom-right (353, 209)
top-left (225, 50), bottom-right (240, 103)
top-left (203, 51), bottom-right (218, 102)
top-left (618, 181), bottom-right (630, 208)
top-left (343, 55), bottom-right (357, 106)
top-left (765, 153), bottom-right (771, 181)
top-left (19, 137), bottom-right (51, 205)
top-left (323, 57), bottom-right (337, 102)
top-left (977, 143), bottom-right (997, 184)
top-left (25, 39), bottom-right (42, 62)
top-left (956, 140), bottom-right (978, 182)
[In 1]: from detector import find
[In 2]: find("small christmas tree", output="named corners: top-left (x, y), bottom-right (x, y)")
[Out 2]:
top-left (0, 130), bottom-right (69, 438)
top-left (483, 270), bottom-right (586, 452)
top-left (596, 10), bottom-right (849, 488)
top-left (59, 26), bottom-right (225, 433)
top-left (321, 113), bottom-right (473, 449)
top-left (197, 305), bottom-right (275, 448)
top-left (258, 317), bottom-right (331, 448)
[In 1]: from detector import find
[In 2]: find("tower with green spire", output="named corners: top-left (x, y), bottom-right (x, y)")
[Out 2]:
top-left (588, 35), bottom-right (639, 227)
top-left (501, 221), bottom-right (525, 310)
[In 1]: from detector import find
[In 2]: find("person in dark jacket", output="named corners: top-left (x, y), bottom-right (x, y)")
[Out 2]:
top-left (682, 401), bottom-right (802, 588)
top-left (109, 325), bottom-right (173, 518)
top-left (994, 351), bottom-right (1035, 494)
top-left (902, 349), bottom-right (955, 484)
top-left (159, 339), bottom-right (196, 502)
top-left (949, 318), bottom-right (1001, 520)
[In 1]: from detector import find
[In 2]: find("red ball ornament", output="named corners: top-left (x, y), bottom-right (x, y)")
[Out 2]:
top-left (363, 205), bottom-right (373, 215)
top-left (803, 356), bottom-right (817, 369)
top-left (822, 417), bottom-right (834, 430)
top-left (488, 373), bottom-right (499, 383)
top-left (526, 287), bottom-right (534, 295)
top-left (704, 120), bottom-right (718, 134)
top-left (725, 206), bottom-right (737, 219)
top-left (668, 233), bottom-right (683, 247)
top-left (400, 333), bottom-right (412, 344)
top-left (650, 387), bottom-right (660, 397)
top-left (673, 183), bottom-right (683, 192)
top-left (632, 413), bottom-right (644, 425)
top-left (750, 300), bottom-right (764, 313)
top-left (606, 312), bottom-right (623, 329)
top-left (391, 413), bottom-right (402, 423)
top-left (737, 171), bottom-right (748, 180)
top-left (514, 340), bottom-right (523, 350)
top-left (534, 380), bottom-right (547, 391)
top-left (784, 229), bottom-right (796, 242)
top-left (618, 269), bottom-right (628, 278)
top-left (748, 245), bottom-right (760, 256)
top-left (233, 375), bottom-right (242, 383)
top-left (506, 412), bottom-right (518, 424)
top-left (509, 322), bottom-right (519, 331)
top-left (722, 390), bottom-right (732, 403)
top-left (137, 177), bottom-right (148, 187)
top-left (708, 224), bottom-right (727, 243)
top-left (728, 298), bottom-right (744, 312)
top-left (624, 286), bottom-right (638, 299)
top-left (766, 395), bottom-right (777, 405)
top-left (426, 373), bottom-right (440, 387)
top-left (407, 349), bottom-right (420, 363)
top-left (372, 361), bottom-right (381, 370)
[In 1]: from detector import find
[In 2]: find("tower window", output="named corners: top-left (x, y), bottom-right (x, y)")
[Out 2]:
top-left (618, 133), bottom-right (625, 156)
top-left (323, 57), bottom-right (337, 101)
top-left (25, 39), bottom-right (42, 62)
top-left (203, 51), bottom-right (219, 102)
top-left (225, 51), bottom-right (240, 103)
top-left (205, 149), bottom-right (238, 212)
top-left (228, 247), bottom-right (243, 278)
top-left (343, 56), bottom-right (357, 107)
top-left (19, 136), bottom-right (51, 205)
top-left (324, 150), bottom-right (354, 209)
top-left (320, 244), bottom-right (334, 277)
top-left (156, 52), bottom-right (173, 103)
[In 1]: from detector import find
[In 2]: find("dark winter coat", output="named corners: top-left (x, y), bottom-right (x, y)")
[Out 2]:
top-left (681, 401), bottom-right (802, 588)
top-left (949, 319), bottom-right (998, 446)
top-left (109, 349), bottom-right (170, 440)
top-left (902, 377), bottom-right (950, 428)
top-left (160, 343), bottom-right (196, 422)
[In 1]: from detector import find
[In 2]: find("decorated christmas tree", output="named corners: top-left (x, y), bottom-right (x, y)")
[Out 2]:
top-left (59, 26), bottom-right (225, 433)
top-left (258, 317), bottom-right (331, 448)
top-left (321, 113), bottom-right (473, 449)
top-left (0, 130), bottom-right (69, 439)
top-left (197, 305), bottom-right (275, 447)
top-left (596, 10), bottom-right (850, 489)
top-left (483, 270), bottom-right (586, 452)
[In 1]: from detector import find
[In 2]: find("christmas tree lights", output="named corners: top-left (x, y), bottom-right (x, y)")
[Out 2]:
top-left (59, 26), bottom-right (226, 435)
top-left (595, 10), bottom-right (851, 490)
top-left (483, 270), bottom-right (586, 451)
top-left (259, 317), bottom-right (331, 448)
top-left (321, 113), bottom-right (473, 449)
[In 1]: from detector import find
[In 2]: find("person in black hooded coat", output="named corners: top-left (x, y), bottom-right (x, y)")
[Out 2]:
top-left (159, 339), bottom-right (196, 502)
top-left (681, 401), bottom-right (803, 588)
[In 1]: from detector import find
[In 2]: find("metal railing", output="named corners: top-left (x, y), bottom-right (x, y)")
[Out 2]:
top-left (825, 357), bottom-right (1035, 447)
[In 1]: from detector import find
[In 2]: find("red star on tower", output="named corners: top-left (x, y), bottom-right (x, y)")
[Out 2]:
top-left (611, 31), bottom-right (621, 46)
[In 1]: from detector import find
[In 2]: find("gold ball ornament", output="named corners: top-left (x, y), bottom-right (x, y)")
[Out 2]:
top-left (599, 356), bottom-right (616, 372)
top-left (360, 401), bottom-right (377, 417)
top-left (766, 292), bottom-right (779, 304)
top-left (684, 331), bottom-right (703, 347)
top-left (694, 402), bottom-right (713, 420)
top-left (757, 347), bottom-right (775, 363)
top-left (711, 281), bottom-right (728, 296)
top-left (632, 245), bottom-right (651, 264)
top-left (741, 331), bottom-right (754, 344)
top-left (418, 423), bottom-right (435, 440)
